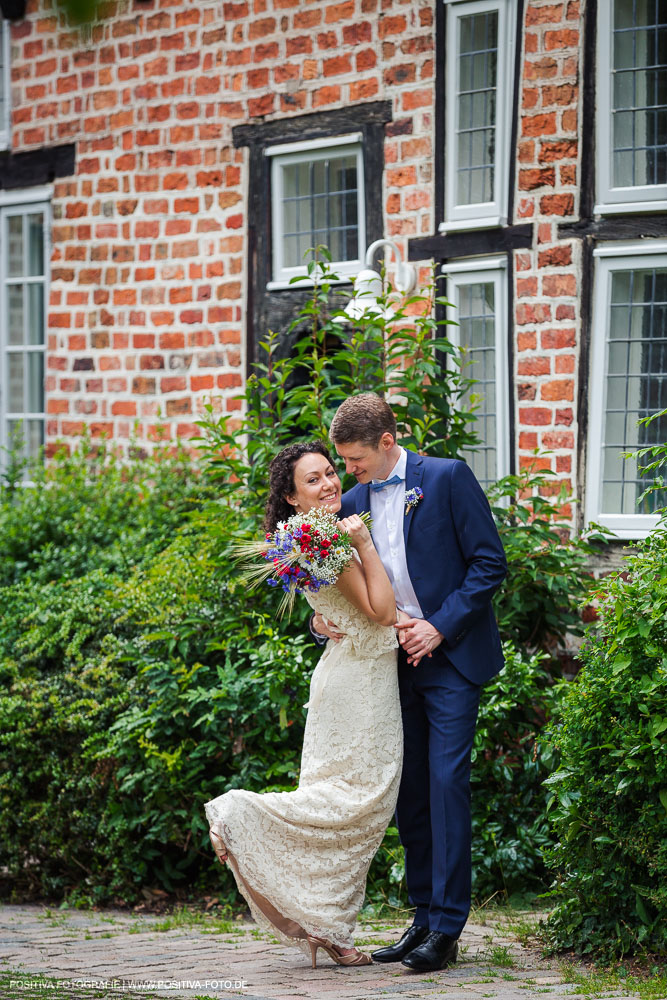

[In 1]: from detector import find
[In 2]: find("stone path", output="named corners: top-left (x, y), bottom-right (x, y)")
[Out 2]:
top-left (0, 904), bottom-right (637, 1000)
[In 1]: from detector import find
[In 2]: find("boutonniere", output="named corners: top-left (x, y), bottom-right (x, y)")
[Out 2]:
top-left (404, 487), bottom-right (423, 515)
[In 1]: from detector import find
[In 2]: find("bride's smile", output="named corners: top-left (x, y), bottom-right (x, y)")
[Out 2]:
top-left (285, 453), bottom-right (342, 514)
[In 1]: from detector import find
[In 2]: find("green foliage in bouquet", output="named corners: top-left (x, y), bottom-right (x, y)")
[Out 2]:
top-left (543, 522), bottom-right (667, 958)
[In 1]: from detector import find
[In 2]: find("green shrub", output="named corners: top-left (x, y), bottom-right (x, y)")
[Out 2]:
top-left (543, 525), bottom-right (667, 958)
top-left (0, 269), bottom-right (595, 911)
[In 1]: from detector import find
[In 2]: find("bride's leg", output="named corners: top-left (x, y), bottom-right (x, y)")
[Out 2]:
top-left (209, 829), bottom-right (228, 863)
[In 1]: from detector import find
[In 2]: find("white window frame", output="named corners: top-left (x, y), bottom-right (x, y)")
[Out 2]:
top-left (586, 240), bottom-right (667, 538)
top-left (441, 255), bottom-right (511, 482)
top-left (266, 133), bottom-right (366, 289)
top-left (0, 20), bottom-right (11, 152)
top-left (0, 189), bottom-right (52, 472)
top-left (440, 0), bottom-right (516, 234)
top-left (595, 0), bottom-right (667, 214)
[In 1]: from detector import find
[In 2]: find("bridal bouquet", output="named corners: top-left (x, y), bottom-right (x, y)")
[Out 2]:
top-left (240, 507), bottom-right (371, 617)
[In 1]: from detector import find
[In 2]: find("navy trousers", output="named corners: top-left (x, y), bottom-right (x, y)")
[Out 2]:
top-left (395, 645), bottom-right (481, 937)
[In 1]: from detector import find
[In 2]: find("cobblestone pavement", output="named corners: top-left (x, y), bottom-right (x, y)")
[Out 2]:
top-left (0, 904), bottom-right (637, 1000)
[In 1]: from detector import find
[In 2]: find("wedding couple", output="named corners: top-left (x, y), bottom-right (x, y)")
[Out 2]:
top-left (205, 392), bottom-right (507, 972)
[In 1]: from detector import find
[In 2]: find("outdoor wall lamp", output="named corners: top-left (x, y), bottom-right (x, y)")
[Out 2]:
top-left (343, 238), bottom-right (418, 321)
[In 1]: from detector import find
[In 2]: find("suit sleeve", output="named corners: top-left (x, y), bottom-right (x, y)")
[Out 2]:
top-left (426, 461), bottom-right (507, 646)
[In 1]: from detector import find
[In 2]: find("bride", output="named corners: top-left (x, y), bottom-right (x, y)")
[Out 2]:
top-left (205, 440), bottom-right (403, 968)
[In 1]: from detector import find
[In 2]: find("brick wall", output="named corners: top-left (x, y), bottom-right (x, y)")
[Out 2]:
top-left (8, 0), bottom-right (585, 499)
top-left (513, 0), bottom-right (582, 511)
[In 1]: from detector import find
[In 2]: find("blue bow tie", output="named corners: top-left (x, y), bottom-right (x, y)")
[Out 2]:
top-left (369, 474), bottom-right (403, 492)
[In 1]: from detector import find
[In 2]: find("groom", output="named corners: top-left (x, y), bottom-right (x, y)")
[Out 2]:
top-left (312, 393), bottom-right (507, 972)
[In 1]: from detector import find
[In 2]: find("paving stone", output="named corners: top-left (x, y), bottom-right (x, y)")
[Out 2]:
top-left (0, 904), bottom-right (588, 1000)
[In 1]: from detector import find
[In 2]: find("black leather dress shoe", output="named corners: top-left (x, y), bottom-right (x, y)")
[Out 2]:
top-left (401, 930), bottom-right (458, 971)
top-left (371, 924), bottom-right (429, 963)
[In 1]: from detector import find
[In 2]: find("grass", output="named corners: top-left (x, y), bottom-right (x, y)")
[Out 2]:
top-left (559, 962), bottom-right (667, 1000)
top-left (488, 943), bottom-right (516, 968)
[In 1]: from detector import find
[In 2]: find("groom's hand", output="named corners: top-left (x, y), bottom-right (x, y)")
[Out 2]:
top-left (396, 618), bottom-right (444, 666)
top-left (312, 612), bottom-right (346, 643)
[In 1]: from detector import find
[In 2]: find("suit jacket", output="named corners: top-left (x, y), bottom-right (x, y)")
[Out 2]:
top-left (340, 450), bottom-right (507, 685)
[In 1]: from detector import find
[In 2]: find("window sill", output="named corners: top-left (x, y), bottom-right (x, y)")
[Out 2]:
top-left (593, 199), bottom-right (667, 216)
top-left (438, 215), bottom-right (506, 234)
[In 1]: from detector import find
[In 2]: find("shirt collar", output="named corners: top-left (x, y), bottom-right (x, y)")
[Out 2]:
top-left (372, 447), bottom-right (406, 486)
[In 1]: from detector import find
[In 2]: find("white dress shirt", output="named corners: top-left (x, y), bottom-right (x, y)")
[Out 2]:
top-left (369, 448), bottom-right (423, 619)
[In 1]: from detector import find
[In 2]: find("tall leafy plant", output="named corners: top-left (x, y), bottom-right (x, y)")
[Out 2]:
top-left (196, 257), bottom-right (478, 532)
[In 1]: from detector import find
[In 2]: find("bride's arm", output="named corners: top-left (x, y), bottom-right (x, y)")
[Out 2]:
top-left (334, 515), bottom-right (396, 626)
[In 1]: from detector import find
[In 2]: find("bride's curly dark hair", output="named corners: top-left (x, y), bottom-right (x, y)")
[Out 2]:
top-left (264, 440), bottom-right (336, 532)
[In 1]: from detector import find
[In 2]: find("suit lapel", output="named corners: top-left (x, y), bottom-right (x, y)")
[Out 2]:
top-left (403, 449), bottom-right (424, 545)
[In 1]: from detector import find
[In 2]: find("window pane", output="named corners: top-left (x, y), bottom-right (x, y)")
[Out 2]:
top-left (8, 215), bottom-right (23, 277)
top-left (27, 284), bottom-right (44, 346)
top-left (279, 151), bottom-right (359, 269)
top-left (458, 281), bottom-right (497, 487)
top-left (27, 352), bottom-right (44, 413)
top-left (456, 9), bottom-right (498, 206)
top-left (8, 353), bottom-right (23, 412)
top-left (8, 284), bottom-right (23, 346)
top-left (612, 0), bottom-right (667, 188)
top-left (602, 267), bottom-right (667, 514)
top-left (27, 214), bottom-right (45, 276)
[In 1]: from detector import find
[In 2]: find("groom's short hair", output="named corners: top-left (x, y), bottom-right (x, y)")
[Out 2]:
top-left (330, 392), bottom-right (397, 448)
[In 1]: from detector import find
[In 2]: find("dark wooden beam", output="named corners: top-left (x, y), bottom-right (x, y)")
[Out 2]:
top-left (559, 215), bottom-right (667, 240)
top-left (407, 224), bottom-right (534, 262)
top-left (0, 144), bottom-right (75, 190)
top-left (232, 101), bottom-right (393, 149)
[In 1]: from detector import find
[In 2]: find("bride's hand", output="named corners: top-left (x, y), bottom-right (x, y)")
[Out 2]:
top-left (394, 608), bottom-right (411, 647)
top-left (338, 515), bottom-right (373, 552)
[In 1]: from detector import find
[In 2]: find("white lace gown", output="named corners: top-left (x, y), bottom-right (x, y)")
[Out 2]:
top-left (204, 585), bottom-right (402, 950)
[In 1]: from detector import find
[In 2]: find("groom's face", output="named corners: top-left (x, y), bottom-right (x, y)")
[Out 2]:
top-left (335, 435), bottom-right (395, 484)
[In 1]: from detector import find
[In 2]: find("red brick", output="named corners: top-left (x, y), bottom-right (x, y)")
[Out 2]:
top-left (519, 167), bottom-right (555, 190)
top-left (379, 14), bottom-right (406, 37)
top-left (523, 57), bottom-right (559, 80)
top-left (543, 273), bottom-right (577, 296)
top-left (556, 408), bottom-right (573, 425)
top-left (525, 4), bottom-right (563, 23)
top-left (111, 401), bottom-right (137, 416)
top-left (518, 357), bottom-right (551, 375)
top-left (516, 303), bottom-right (552, 325)
top-left (402, 88), bottom-right (432, 110)
top-left (517, 383), bottom-right (535, 400)
top-left (517, 331), bottom-right (537, 351)
top-left (313, 85), bottom-right (341, 107)
top-left (544, 28), bottom-right (579, 49)
top-left (519, 432), bottom-right (538, 449)
top-left (541, 379), bottom-right (574, 401)
top-left (248, 17), bottom-right (276, 39)
top-left (323, 54), bottom-right (352, 75)
top-left (541, 328), bottom-right (576, 349)
top-left (519, 407), bottom-right (552, 425)
top-left (350, 79), bottom-right (379, 100)
top-left (538, 245), bottom-right (573, 267)
top-left (517, 277), bottom-right (538, 297)
top-left (286, 35), bottom-right (312, 55)
top-left (540, 192), bottom-right (574, 216)
top-left (132, 377), bottom-right (156, 394)
top-left (543, 431), bottom-right (574, 449)
top-left (522, 112), bottom-right (557, 137)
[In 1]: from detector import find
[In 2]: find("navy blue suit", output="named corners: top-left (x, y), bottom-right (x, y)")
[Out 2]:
top-left (340, 450), bottom-right (507, 935)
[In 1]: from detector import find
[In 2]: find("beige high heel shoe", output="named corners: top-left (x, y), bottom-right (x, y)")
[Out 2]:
top-left (306, 934), bottom-right (372, 968)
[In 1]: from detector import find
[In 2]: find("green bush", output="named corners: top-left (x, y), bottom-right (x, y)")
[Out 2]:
top-left (0, 270), bottom-right (596, 911)
top-left (543, 524), bottom-right (667, 958)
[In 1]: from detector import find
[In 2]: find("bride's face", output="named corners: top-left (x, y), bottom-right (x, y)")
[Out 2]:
top-left (286, 453), bottom-right (342, 514)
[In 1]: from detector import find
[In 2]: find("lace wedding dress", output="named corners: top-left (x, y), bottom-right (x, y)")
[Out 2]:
top-left (204, 584), bottom-right (402, 951)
